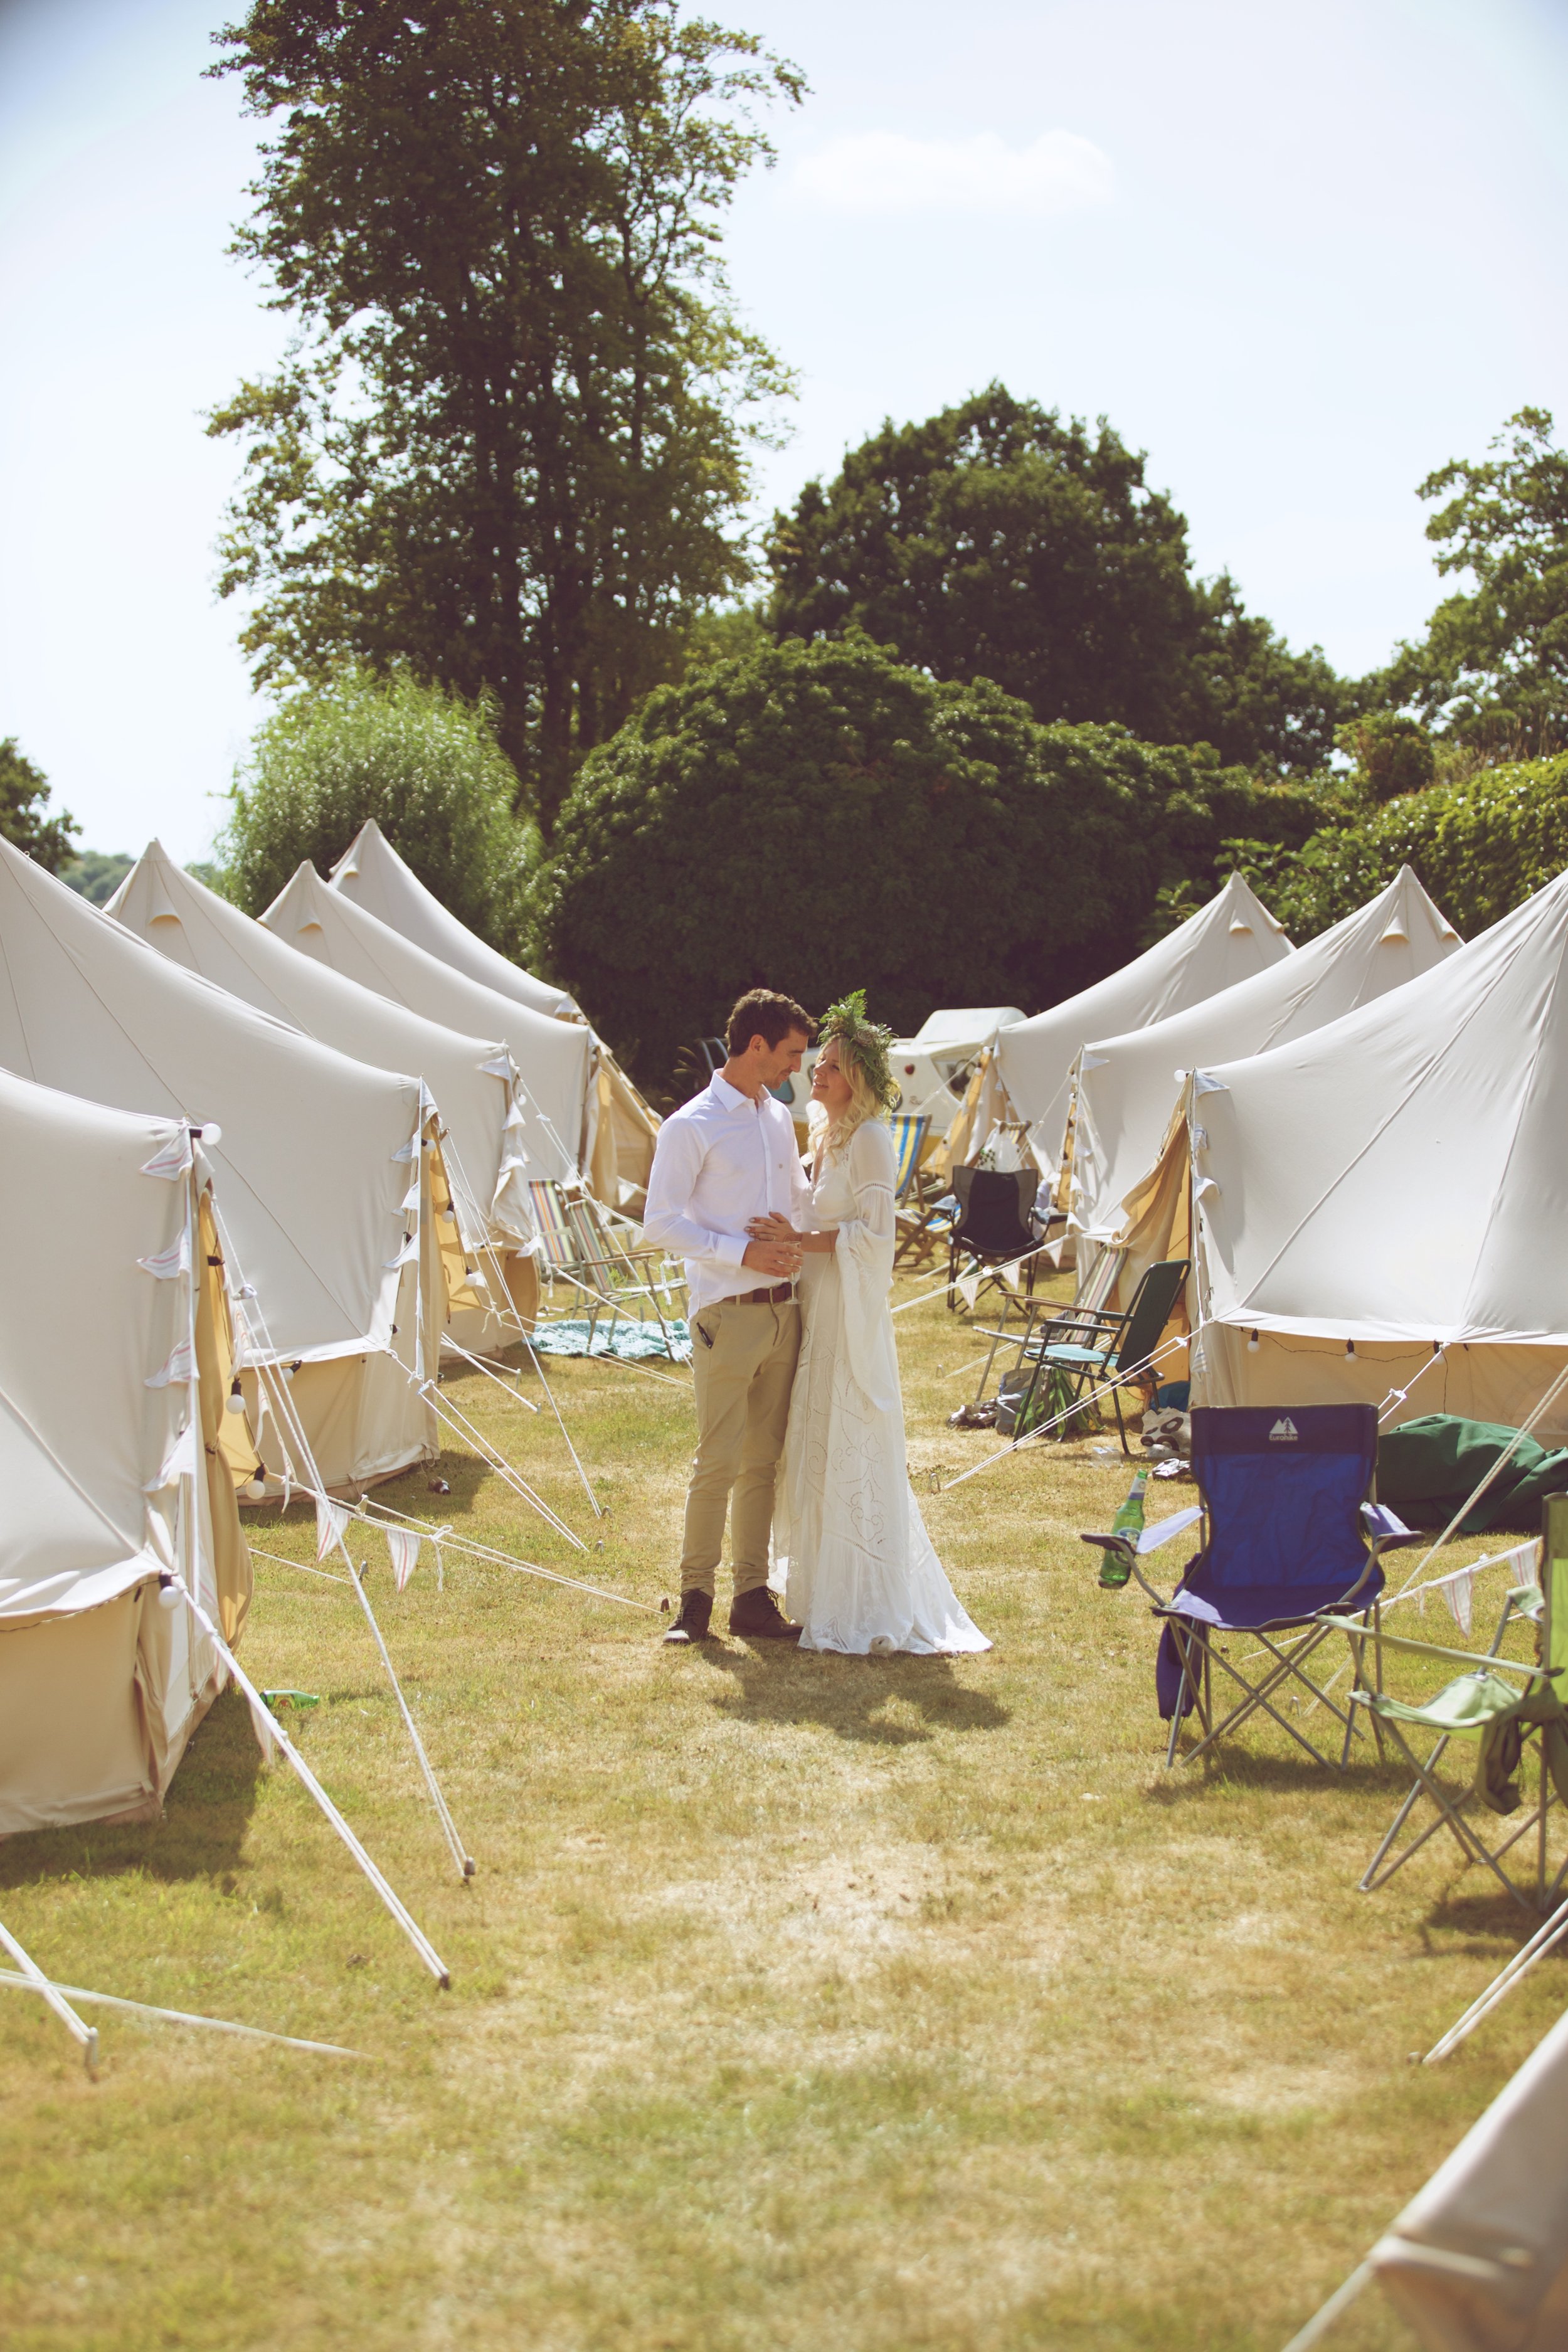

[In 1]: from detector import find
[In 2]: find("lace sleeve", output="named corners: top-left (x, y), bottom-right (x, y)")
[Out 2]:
top-left (835, 1121), bottom-right (899, 1409)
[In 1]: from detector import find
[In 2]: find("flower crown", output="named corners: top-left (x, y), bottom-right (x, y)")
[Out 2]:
top-left (817, 989), bottom-right (900, 1113)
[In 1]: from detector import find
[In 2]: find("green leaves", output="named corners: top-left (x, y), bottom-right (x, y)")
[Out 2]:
top-left (216, 669), bottom-right (534, 945)
top-left (0, 737), bottom-right (77, 875)
top-left (208, 1), bottom-right (802, 832)
top-left (531, 635), bottom-right (1310, 1085)
top-left (764, 386), bottom-right (1345, 777)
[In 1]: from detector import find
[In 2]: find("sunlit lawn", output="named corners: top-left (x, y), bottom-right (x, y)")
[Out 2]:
top-left (1, 1268), bottom-right (1560, 2350)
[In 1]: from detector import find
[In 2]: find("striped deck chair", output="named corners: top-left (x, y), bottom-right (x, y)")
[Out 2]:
top-left (891, 1113), bottom-right (953, 1271)
top-left (527, 1179), bottom-right (683, 1349)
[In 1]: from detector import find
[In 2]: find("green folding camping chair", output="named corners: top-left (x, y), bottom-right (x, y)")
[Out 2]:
top-left (990, 1258), bottom-right (1190, 1453)
top-left (1332, 1495), bottom-right (1568, 1915)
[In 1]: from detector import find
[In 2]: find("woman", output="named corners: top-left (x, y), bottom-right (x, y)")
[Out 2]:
top-left (751, 992), bottom-right (991, 1656)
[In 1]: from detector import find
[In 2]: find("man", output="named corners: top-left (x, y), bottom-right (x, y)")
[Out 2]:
top-left (643, 990), bottom-right (815, 1643)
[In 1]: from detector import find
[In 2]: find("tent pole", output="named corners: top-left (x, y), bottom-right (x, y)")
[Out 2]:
top-left (171, 1583), bottom-right (451, 1988)
top-left (1279, 2260), bottom-right (1372, 2350)
top-left (0, 1914), bottom-right (97, 2077)
top-left (349, 1559), bottom-right (475, 1882)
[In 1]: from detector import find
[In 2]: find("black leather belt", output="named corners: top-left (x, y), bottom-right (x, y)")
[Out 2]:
top-left (733, 1283), bottom-right (796, 1306)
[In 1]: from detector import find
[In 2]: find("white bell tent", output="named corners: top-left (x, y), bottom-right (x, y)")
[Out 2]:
top-left (1118, 867), bottom-right (1568, 1437)
top-left (260, 862), bottom-right (590, 1182)
top-left (0, 1073), bottom-right (250, 1834)
top-left (993, 872), bottom-right (1292, 1176)
top-left (329, 818), bottom-right (578, 1020)
top-left (107, 845), bottom-right (544, 1316)
top-left (1069, 866), bottom-right (1460, 1244)
top-left (0, 839), bottom-right (441, 1493)
top-left (890, 1008), bottom-right (1027, 1142)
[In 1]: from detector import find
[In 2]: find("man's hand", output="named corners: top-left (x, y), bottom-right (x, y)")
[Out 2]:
top-left (743, 1235), bottom-right (802, 1278)
top-left (748, 1214), bottom-right (799, 1248)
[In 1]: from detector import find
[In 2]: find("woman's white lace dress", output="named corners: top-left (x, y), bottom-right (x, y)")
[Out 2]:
top-left (773, 1120), bottom-right (991, 1656)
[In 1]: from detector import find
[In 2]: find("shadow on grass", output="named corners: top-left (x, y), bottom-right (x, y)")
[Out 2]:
top-left (0, 1684), bottom-right (263, 1892)
top-left (1142, 1732), bottom-right (1417, 1798)
top-left (687, 1642), bottom-right (1010, 1747)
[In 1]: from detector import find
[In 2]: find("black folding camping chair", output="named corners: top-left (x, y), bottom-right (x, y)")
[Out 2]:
top-left (945, 1166), bottom-right (1046, 1312)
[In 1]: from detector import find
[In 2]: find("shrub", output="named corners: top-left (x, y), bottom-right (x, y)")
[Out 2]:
top-left (531, 634), bottom-right (1315, 1085)
top-left (216, 669), bottom-right (536, 943)
top-left (1223, 751), bottom-right (1568, 939)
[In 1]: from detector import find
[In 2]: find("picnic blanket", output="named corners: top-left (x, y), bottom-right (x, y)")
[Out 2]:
top-left (526, 1318), bottom-right (691, 1365)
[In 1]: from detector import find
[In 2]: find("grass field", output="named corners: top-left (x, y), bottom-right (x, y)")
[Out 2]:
top-left (2, 1270), bottom-right (1561, 2351)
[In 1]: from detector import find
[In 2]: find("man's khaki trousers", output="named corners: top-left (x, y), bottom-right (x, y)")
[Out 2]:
top-left (679, 1296), bottom-right (801, 1599)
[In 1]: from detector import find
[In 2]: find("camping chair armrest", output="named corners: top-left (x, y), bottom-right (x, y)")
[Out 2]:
top-left (1078, 1533), bottom-right (1170, 1606)
top-left (1315, 1615), bottom-right (1557, 1677)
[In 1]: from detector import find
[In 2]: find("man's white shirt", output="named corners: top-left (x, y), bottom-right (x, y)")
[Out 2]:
top-left (642, 1073), bottom-right (811, 1314)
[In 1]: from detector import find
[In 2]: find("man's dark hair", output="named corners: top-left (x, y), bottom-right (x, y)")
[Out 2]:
top-left (725, 988), bottom-right (816, 1057)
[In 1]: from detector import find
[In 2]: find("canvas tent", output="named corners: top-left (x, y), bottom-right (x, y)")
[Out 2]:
top-left (107, 842), bottom-right (543, 1340)
top-left (0, 1071), bottom-right (250, 1834)
top-left (1068, 867), bottom-right (1459, 1244)
top-left (261, 862), bottom-right (659, 1209)
top-left (0, 837), bottom-right (444, 1493)
top-left (992, 873), bottom-right (1292, 1179)
top-left (330, 818), bottom-right (578, 1020)
top-left (1116, 867), bottom-right (1568, 1438)
top-left (891, 1008), bottom-right (1027, 1142)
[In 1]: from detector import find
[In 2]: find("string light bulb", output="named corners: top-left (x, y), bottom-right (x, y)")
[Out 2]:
top-left (226, 1378), bottom-right (245, 1415)
top-left (1247, 1330), bottom-right (1260, 1353)
top-left (157, 1571), bottom-right (183, 1612)
top-left (1345, 1339), bottom-right (1357, 1359)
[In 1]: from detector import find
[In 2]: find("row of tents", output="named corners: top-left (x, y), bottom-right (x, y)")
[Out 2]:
top-left (919, 859), bottom-right (1568, 1438)
top-left (1, 823), bottom-right (662, 1835)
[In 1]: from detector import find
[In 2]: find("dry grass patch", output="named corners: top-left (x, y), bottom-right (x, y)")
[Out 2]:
top-left (1, 1272), bottom-right (1559, 2349)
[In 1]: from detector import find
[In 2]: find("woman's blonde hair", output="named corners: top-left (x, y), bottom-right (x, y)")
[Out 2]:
top-left (809, 1042), bottom-right (888, 1159)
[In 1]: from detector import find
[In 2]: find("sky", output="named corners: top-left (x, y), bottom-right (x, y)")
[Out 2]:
top-left (1, 0), bottom-right (1565, 863)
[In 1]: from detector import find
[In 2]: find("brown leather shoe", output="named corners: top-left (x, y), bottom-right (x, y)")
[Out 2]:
top-left (728, 1586), bottom-right (802, 1641)
top-left (662, 1589), bottom-right (713, 1645)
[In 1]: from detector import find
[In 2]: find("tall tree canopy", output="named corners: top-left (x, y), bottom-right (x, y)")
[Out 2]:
top-left (1381, 408), bottom-right (1568, 753)
top-left (0, 737), bottom-right (77, 873)
top-left (764, 386), bottom-right (1344, 776)
top-left (209, 0), bottom-right (802, 832)
top-left (216, 669), bottom-right (532, 940)
top-left (532, 634), bottom-right (1320, 1085)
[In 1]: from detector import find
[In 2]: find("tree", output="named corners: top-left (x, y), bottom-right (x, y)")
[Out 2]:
top-left (531, 633), bottom-right (1320, 1086)
top-left (1384, 408), bottom-right (1568, 751)
top-left (764, 386), bottom-right (1344, 775)
top-left (208, 0), bottom-right (802, 834)
top-left (1335, 712), bottom-right (1436, 802)
top-left (58, 850), bottom-right (135, 905)
top-left (216, 668), bottom-right (534, 941)
top-left (1221, 751), bottom-right (1568, 942)
top-left (0, 737), bottom-right (77, 873)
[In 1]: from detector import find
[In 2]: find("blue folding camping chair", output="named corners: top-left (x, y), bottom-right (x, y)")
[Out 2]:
top-left (1083, 1404), bottom-right (1422, 1769)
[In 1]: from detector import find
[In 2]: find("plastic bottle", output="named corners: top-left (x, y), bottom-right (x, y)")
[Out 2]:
top-left (1098, 1470), bottom-right (1148, 1588)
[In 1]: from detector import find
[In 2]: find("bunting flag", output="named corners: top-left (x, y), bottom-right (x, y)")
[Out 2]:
top-left (137, 1231), bottom-right (191, 1280)
top-left (314, 1495), bottom-right (349, 1564)
top-left (142, 1421), bottom-right (197, 1493)
top-left (383, 1231), bottom-right (420, 1270)
top-left (247, 1693), bottom-right (281, 1761)
top-left (144, 1340), bottom-right (197, 1389)
top-left (140, 1128), bottom-right (193, 1181)
top-left (385, 1527), bottom-right (421, 1592)
top-left (1442, 1565), bottom-right (1475, 1638)
top-left (957, 1271), bottom-right (981, 1311)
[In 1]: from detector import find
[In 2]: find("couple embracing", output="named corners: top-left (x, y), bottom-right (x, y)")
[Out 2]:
top-left (643, 988), bottom-right (990, 1656)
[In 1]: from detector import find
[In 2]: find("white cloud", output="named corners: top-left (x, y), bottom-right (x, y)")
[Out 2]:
top-left (790, 128), bottom-right (1113, 220)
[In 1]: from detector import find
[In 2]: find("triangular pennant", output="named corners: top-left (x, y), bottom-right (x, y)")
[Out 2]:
top-left (140, 1128), bottom-right (193, 1181)
top-left (385, 1527), bottom-right (421, 1592)
top-left (1443, 1566), bottom-right (1475, 1638)
top-left (137, 1231), bottom-right (191, 1281)
top-left (314, 1496), bottom-right (350, 1564)
top-left (144, 1340), bottom-right (197, 1389)
top-left (142, 1421), bottom-right (197, 1492)
top-left (384, 1232), bottom-right (420, 1270)
top-left (957, 1271), bottom-right (981, 1311)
